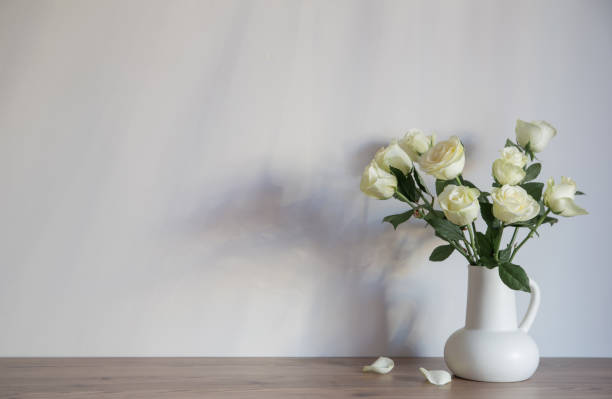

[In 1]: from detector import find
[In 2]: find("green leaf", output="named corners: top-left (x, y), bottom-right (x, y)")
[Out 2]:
top-left (505, 139), bottom-right (522, 150)
top-left (542, 216), bottom-right (559, 226)
top-left (383, 211), bottom-right (413, 230)
top-left (478, 191), bottom-right (490, 204)
top-left (538, 201), bottom-right (546, 215)
top-left (498, 247), bottom-right (512, 263)
top-left (498, 263), bottom-right (531, 292)
top-left (404, 175), bottom-right (419, 202)
top-left (479, 256), bottom-right (498, 269)
top-left (435, 179), bottom-right (455, 196)
top-left (390, 167), bottom-right (419, 202)
top-left (525, 143), bottom-right (538, 161)
top-left (480, 203), bottom-right (501, 228)
top-left (521, 182), bottom-right (544, 202)
top-left (522, 163), bottom-right (541, 182)
top-left (575, 190), bottom-right (585, 195)
top-left (475, 232), bottom-right (493, 257)
top-left (429, 245), bottom-right (455, 261)
top-left (524, 142), bottom-right (535, 161)
top-left (423, 212), bottom-right (464, 242)
top-left (412, 168), bottom-right (431, 195)
top-left (461, 179), bottom-right (477, 189)
top-left (485, 225), bottom-right (501, 245)
top-left (508, 218), bottom-right (536, 228)
top-left (492, 181), bottom-right (501, 188)
top-left (480, 256), bottom-right (498, 269)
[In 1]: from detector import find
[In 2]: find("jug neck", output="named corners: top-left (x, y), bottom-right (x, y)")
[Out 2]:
top-left (465, 265), bottom-right (517, 331)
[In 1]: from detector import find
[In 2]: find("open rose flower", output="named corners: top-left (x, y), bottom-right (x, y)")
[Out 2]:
top-left (491, 185), bottom-right (540, 223)
top-left (499, 146), bottom-right (528, 168)
top-left (419, 136), bottom-right (465, 180)
top-left (544, 177), bottom-right (588, 217)
top-left (492, 147), bottom-right (529, 185)
top-left (492, 159), bottom-right (525, 185)
top-left (438, 184), bottom-right (481, 226)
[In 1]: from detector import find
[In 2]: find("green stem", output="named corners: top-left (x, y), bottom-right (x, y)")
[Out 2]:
top-left (427, 191), bottom-right (435, 208)
top-left (509, 209), bottom-right (551, 262)
top-left (419, 190), bottom-right (434, 211)
top-left (394, 192), bottom-right (417, 207)
top-left (462, 230), bottom-right (475, 261)
top-left (493, 225), bottom-right (504, 262)
top-left (508, 227), bottom-right (519, 249)
top-left (471, 222), bottom-right (479, 250)
top-left (449, 241), bottom-right (471, 263)
top-left (455, 177), bottom-right (462, 186)
top-left (467, 224), bottom-right (479, 262)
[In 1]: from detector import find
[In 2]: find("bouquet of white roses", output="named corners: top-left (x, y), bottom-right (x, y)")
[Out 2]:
top-left (360, 120), bottom-right (588, 292)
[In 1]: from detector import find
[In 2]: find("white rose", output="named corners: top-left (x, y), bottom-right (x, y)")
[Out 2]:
top-left (418, 136), bottom-right (465, 180)
top-left (360, 160), bottom-right (397, 200)
top-left (515, 119), bottom-right (557, 153)
top-left (491, 185), bottom-right (540, 224)
top-left (500, 147), bottom-right (528, 167)
top-left (544, 176), bottom-right (588, 217)
top-left (399, 129), bottom-right (436, 161)
top-left (438, 184), bottom-right (481, 226)
top-left (492, 159), bottom-right (525, 185)
top-left (374, 140), bottom-right (413, 174)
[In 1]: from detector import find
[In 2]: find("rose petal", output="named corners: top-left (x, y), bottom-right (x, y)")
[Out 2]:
top-left (554, 198), bottom-right (588, 217)
top-left (362, 357), bottom-right (394, 374)
top-left (419, 367), bottom-right (452, 385)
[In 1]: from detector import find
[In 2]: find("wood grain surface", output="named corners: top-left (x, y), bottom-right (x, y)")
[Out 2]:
top-left (1, 357), bottom-right (611, 398)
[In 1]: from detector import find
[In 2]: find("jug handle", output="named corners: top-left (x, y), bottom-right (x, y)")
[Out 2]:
top-left (519, 278), bottom-right (541, 332)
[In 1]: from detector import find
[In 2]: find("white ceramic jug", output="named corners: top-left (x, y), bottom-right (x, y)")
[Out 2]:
top-left (444, 265), bottom-right (541, 382)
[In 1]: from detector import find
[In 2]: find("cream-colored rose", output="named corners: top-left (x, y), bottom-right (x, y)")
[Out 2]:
top-left (515, 119), bottom-right (557, 152)
top-left (438, 184), bottom-right (481, 226)
top-left (360, 160), bottom-right (397, 200)
top-left (419, 136), bottom-right (465, 180)
top-left (374, 140), bottom-right (413, 174)
top-left (491, 185), bottom-right (540, 223)
top-left (399, 129), bottom-right (436, 161)
top-left (500, 147), bottom-right (528, 167)
top-left (492, 147), bottom-right (529, 185)
top-left (492, 159), bottom-right (525, 185)
top-left (544, 177), bottom-right (588, 217)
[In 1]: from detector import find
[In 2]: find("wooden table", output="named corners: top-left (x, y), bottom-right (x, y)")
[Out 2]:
top-left (1, 357), bottom-right (611, 398)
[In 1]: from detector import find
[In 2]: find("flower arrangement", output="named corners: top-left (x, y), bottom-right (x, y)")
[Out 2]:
top-left (360, 120), bottom-right (588, 292)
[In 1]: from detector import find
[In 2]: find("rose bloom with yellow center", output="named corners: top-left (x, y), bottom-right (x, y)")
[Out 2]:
top-left (418, 136), bottom-right (465, 180)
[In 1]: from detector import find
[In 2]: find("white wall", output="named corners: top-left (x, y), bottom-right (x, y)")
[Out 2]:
top-left (1, 0), bottom-right (611, 357)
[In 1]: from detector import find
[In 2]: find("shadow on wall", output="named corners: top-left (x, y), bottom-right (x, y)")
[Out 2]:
top-left (180, 140), bottom-right (442, 355)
